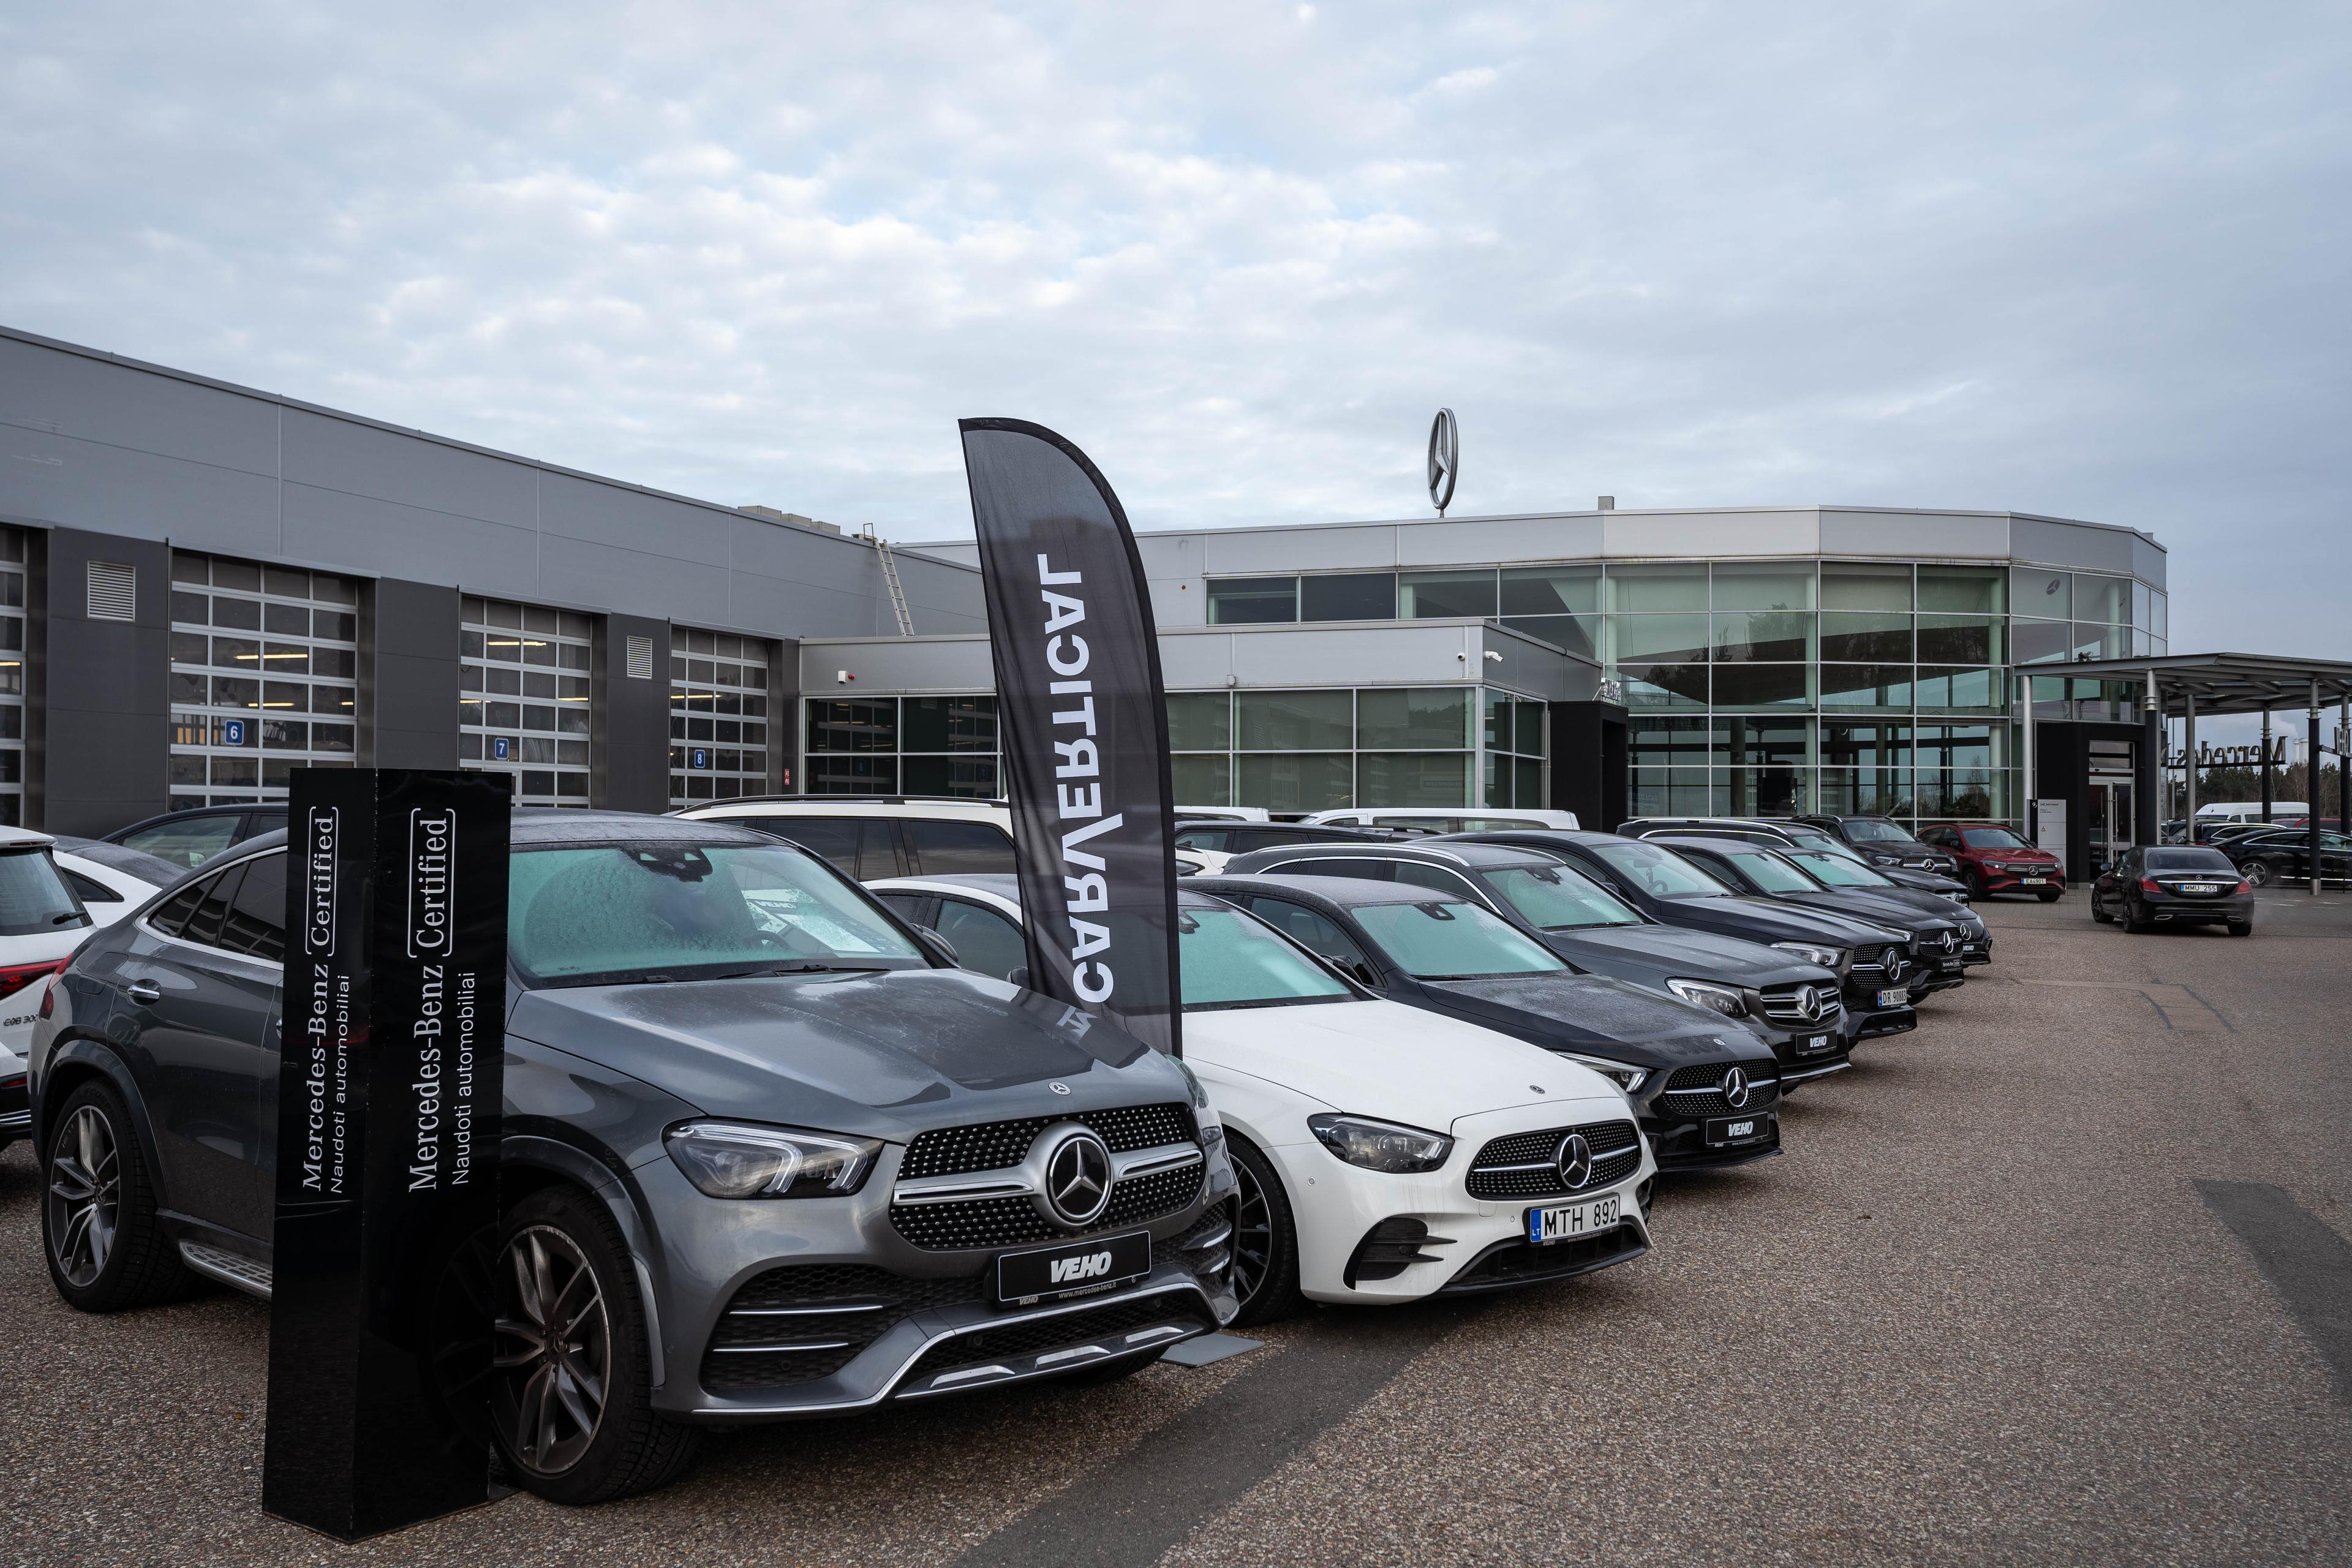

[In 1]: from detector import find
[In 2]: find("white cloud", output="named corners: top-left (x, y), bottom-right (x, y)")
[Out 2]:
top-left (0, 1), bottom-right (2346, 654)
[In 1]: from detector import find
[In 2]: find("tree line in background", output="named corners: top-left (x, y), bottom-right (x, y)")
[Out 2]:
top-left (2163, 760), bottom-right (2343, 820)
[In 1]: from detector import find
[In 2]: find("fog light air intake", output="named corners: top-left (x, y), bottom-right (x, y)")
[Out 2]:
top-left (1343, 1217), bottom-right (1456, 1287)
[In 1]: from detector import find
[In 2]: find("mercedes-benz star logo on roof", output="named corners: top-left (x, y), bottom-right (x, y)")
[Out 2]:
top-left (1039, 1127), bottom-right (1114, 1229)
top-left (1554, 1131), bottom-right (1594, 1191)
top-left (1427, 407), bottom-right (1459, 516)
top-left (1721, 1066), bottom-right (1751, 1110)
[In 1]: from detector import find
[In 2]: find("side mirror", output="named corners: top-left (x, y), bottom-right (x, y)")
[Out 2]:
top-left (1007, 965), bottom-right (1031, 988)
top-left (914, 925), bottom-right (960, 968)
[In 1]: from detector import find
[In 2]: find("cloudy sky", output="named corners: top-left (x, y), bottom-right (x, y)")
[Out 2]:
top-left (3, 1), bottom-right (2346, 667)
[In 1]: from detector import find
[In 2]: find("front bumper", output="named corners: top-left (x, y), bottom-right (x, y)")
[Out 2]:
top-left (1637, 1082), bottom-right (1782, 1172)
top-left (1981, 866), bottom-right (2063, 894)
top-left (1850, 1005), bottom-right (1918, 1042)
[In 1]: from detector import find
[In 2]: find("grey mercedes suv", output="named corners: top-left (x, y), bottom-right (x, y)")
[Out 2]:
top-left (29, 811), bottom-right (1235, 1504)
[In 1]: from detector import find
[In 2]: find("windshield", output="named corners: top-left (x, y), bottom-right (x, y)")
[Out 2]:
top-left (1786, 850), bottom-right (1893, 888)
top-left (1959, 827), bottom-right (2029, 850)
top-left (1477, 863), bottom-right (1642, 929)
top-left (508, 842), bottom-right (924, 987)
top-left (1719, 848), bottom-right (1819, 893)
top-left (1588, 840), bottom-right (1736, 900)
top-left (0, 848), bottom-right (88, 936)
top-left (1180, 906), bottom-right (1354, 1010)
top-left (1352, 900), bottom-right (1566, 979)
top-left (1842, 819), bottom-right (1913, 844)
top-left (2146, 849), bottom-right (2237, 873)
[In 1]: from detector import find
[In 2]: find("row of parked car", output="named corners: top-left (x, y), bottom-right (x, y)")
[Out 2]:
top-left (6, 794), bottom-right (1994, 1506)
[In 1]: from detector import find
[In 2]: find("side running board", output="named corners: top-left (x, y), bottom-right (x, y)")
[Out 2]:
top-left (179, 1240), bottom-right (274, 1300)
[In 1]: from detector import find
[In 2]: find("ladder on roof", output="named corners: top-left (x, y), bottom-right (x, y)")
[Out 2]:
top-left (865, 526), bottom-right (916, 636)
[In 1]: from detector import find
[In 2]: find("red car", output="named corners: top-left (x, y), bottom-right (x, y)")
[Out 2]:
top-left (1915, 823), bottom-right (2065, 901)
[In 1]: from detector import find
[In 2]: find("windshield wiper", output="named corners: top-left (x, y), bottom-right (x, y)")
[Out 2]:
top-left (712, 961), bottom-right (890, 979)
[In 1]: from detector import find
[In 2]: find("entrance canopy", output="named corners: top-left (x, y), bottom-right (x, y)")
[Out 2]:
top-left (2054, 652), bottom-right (2352, 716)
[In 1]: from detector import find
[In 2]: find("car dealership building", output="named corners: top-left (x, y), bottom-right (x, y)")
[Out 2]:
top-left (1, 323), bottom-right (2170, 840)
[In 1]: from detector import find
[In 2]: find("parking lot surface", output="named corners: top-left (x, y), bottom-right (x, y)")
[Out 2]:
top-left (6, 890), bottom-right (2350, 1567)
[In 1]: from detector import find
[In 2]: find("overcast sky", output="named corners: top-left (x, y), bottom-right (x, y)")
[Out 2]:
top-left (3, 1), bottom-right (2346, 673)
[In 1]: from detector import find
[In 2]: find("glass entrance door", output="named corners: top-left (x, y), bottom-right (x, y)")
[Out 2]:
top-left (2087, 778), bottom-right (2134, 871)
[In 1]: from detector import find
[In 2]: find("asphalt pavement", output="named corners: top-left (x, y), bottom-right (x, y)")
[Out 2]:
top-left (6, 888), bottom-right (2350, 1566)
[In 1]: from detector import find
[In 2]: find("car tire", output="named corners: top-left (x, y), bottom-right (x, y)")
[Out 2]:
top-left (2228, 920), bottom-right (2254, 937)
top-left (2122, 900), bottom-right (2147, 933)
top-left (1962, 867), bottom-right (1987, 900)
top-left (2244, 861), bottom-right (2273, 888)
top-left (41, 1079), bottom-right (197, 1313)
top-left (1224, 1134), bottom-right (1303, 1328)
top-left (490, 1185), bottom-right (701, 1506)
top-left (2091, 894), bottom-right (2114, 923)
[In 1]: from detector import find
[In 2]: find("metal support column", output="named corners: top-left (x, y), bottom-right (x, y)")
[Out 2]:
top-left (2019, 673), bottom-right (2036, 838)
top-left (2260, 704), bottom-right (2273, 822)
top-left (2184, 693), bottom-right (2198, 831)
top-left (2138, 673), bottom-right (2162, 848)
top-left (2339, 689), bottom-right (2350, 839)
top-left (2309, 682), bottom-right (2323, 895)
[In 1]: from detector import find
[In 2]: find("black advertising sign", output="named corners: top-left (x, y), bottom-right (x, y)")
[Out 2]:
top-left (959, 418), bottom-right (1183, 1056)
top-left (263, 768), bottom-right (512, 1540)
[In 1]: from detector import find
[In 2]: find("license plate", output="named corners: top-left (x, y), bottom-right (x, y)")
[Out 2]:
top-left (2018, 876), bottom-right (2047, 885)
top-left (1876, 987), bottom-right (1909, 1008)
top-left (2181, 883), bottom-right (2220, 895)
top-left (1939, 959), bottom-right (1962, 972)
top-left (1706, 1113), bottom-right (1773, 1146)
top-left (995, 1230), bottom-right (1152, 1305)
top-left (1798, 1033), bottom-right (1831, 1054)
top-left (1526, 1194), bottom-right (1622, 1245)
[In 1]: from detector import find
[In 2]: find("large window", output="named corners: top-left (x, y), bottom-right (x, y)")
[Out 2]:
top-left (0, 531), bottom-right (23, 824)
top-left (1167, 686), bottom-right (1521, 812)
top-left (804, 696), bottom-right (1000, 797)
top-left (460, 598), bottom-right (592, 807)
top-left (670, 630), bottom-right (772, 804)
top-left (168, 552), bottom-right (360, 812)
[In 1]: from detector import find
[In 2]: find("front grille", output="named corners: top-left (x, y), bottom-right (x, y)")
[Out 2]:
top-left (1757, 982), bottom-right (1842, 1025)
top-left (898, 1292), bottom-right (1217, 1387)
top-left (1657, 1062), bottom-right (1782, 1119)
top-left (700, 1264), bottom-right (982, 1393)
top-left (891, 1161), bottom-right (1205, 1251)
top-left (1466, 1118), bottom-right (1641, 1200)
top-left (899, 1102), bottom-right (1194, 1179)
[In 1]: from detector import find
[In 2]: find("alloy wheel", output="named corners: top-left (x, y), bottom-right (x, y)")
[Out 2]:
top-left (47, 1106), bottom-right (122, 1288)
top-left (1229, 1156), bottom-right (1276, 1311)
top-left (2245, 861), bottom-right (2272, 888)
top-left (492, 1225), bottom-right (612, 1478)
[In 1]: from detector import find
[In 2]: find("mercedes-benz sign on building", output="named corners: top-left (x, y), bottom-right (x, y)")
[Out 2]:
top-left (1, 323), bottom-right (2163, 835)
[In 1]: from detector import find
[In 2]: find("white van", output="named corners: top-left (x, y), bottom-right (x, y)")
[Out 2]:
top-left (1299, 807), bottom-right (1581, 834)
top-left (2194, 802), bottom-right (2309, 825)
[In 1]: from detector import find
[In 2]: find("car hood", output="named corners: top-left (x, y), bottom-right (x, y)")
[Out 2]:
top-left (1771, 891), bottom-right (1958, 935)
top-left (507, 968), bottom-right (1188, 1144)
top-left (1412, 973), bottom-right (1757, 1069)
top-left (1181, 997), bottom-right (1621, 1129)
top-left (1667, 895), bottom-right (1906, 946)
top-left (1540, 923), bottom-right (1827, 985)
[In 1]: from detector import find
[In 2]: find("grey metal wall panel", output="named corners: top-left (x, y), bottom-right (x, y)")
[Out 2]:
top-left (597, 612), bottom-right (672, 813)
top-left (1819, 510), bottom-right (2011, 560)
top-left (731, 570), bottom-right (892, 639)
top-left (39, 528), bottom-right (169, 834)
top-left (537, 535), bottom-right (732, 628)
top-left (802, 636), bottom-right (990, 693)
top-left (369, 578), bottom-right (459, 771)
top-left (0, 424), bottom-right (281, 554)
top-left (0, 334), bottom-right (279, 474)
top-left (2011, 516), bottom-right (2138, 571)
top-left (282, 481), bottom-right (541, 591)
top-left (1148, 577), bottom-right (1208, 627)
top-left (1602, 510), bottom-right (1820, 559)
top-left (540, 470), bottom-right (731, 566)
top-left (281, 406), bottom-right (538, 528)
top-left (1199, 524), bottom-right (1396, 574)
top-left (2131, 533), bottom-right (2169, 590)
top-left (1397, 515), bottom-right (1605, 566)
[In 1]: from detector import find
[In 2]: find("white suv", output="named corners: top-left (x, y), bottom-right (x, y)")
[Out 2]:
top-left (0, 825), bottom-right (99, 1150)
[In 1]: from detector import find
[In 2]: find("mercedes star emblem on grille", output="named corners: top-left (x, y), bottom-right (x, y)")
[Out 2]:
top-left (1038, 1126), bottom-right (1114, 1227)
top-left (1796, 986), bottom-right (1822, 1022)
top-left (1721, 1066), bottom-right (1751, 1110)
top-left (1884, 950), bottom-right (1905, 981)
top-left (1554, 1131), bottom-right (1594, 1191)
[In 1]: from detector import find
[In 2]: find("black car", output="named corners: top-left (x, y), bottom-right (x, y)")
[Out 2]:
top-left (102, 804), bottom-right (286, 869)
top-left (1646, 835), bottom-right (1972, 998)
top-left (1216, 839), bottom-right (1854, 1085)
top-left (1444, 831), bottom-right (1921, 1044)
top-left (2093, 845), bottom-right (2255, 933)
top-left (1171, 821), bottom-right (1401, 857)
top-left (1791, 814), bottom-right (1964, 879)
top-left (1621, 815), bottom-right (1967, 897)
top-left (1770, 842), bottom-right (1991, 968)
top-left (2222, 827), bottom-right (2352, 889)
top-left (1189, 875), bottom-right (1787, 1170)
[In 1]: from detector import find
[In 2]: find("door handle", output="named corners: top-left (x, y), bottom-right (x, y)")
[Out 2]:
top-left (126, 980), bottom-right (162, 1005)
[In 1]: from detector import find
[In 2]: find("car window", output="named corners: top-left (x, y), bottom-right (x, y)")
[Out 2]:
top-left (1477, 863), bottom-right (1643, 929)
top-left (64, 870), bottom-right (122, 905)
top-left (0, 849), bottom-right (88, 935)
top-left (723, 816), bottom-right (898, 879)
top-left (872, 891), bottom-right (932, 925)
top-left (121, 815), bottom-right (243, 869)
top-left (219, 853), bottom-right (288, 962)
top-left (1246, 898), bottom-right (1373, 970)
top-left (247, 810), bottom-right (288, 839)
top-left (1172, 827), bottom-right (1231, 852)
top-left (1785, 850), bottom-right (1891, 888)
top-left (933, 897), bottom-right (1028, 982)
top-left (179, 863), bottom-right (249, 949)
top-left (1394, 862), bottom-right (1482, 899)
top-left (1843, 820), bottom-right (1913, 843)
top-left (1586, 840), bottom-right (1736, 899)
top-left (1458, 817), bottom-right (1545, 831)
top-left (905, 819), bottom-right (1016, 875)
top-left (1178, 906), bottom-right (1354, 1010)
top-left (1917, 827), bottom-right (1953, 846)
top-left (145, 874), bottom-right (217, 939)
top-left (1352, 900), bottom-right (1564, 979)
top-left (507, 842), bottom-right (923, 987)
top-left (1958, 827), bottom-right (2029, 850)
top-left (1277, 856), bottom-right (1395, 882)
top-left (1373, 815), bottom-right (1458, 831)
top-left (1720, 848), bottom-right (1817, 893)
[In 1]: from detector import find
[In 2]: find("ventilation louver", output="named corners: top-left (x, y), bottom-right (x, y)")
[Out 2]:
top-left (625, 634), bottom-right (654, 680)
top-left (86, 560), bottom-right (135, 621)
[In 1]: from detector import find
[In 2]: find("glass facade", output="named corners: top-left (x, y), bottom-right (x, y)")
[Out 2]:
top-left (1170, 686), bottom-right (1534, 812)
top-left (0, 531), bottom-right (23, 824)
top-left (805, 696), bottom-right (1001, 797)
top-left (168, 552), bottom-right (360, 812)
top-left (669, 630), bottom-right (773, 804)
top-left (1199, 557), bottom-right (2167, 826)
top-left (459, 598), bottom-right (592, 806)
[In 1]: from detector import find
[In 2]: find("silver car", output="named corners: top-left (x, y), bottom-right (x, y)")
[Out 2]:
top-left (29, 811), bottom-right (1236, 1503)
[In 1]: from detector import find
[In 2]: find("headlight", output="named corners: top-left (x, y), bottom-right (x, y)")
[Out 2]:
top-left (664, 1121), bottom-right (881, 1199)
top-left (1868, 853), bottom-right (1898, 865)
top-left (1561, 1052), bottom-right (1648, 1094)
top-left (1772, 941), bottom-right (1847, 970)
top-left (1306, 1113), bottom-right (1453, 1173)
top-left (1664, 978), bottom-right (1747, 1017)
